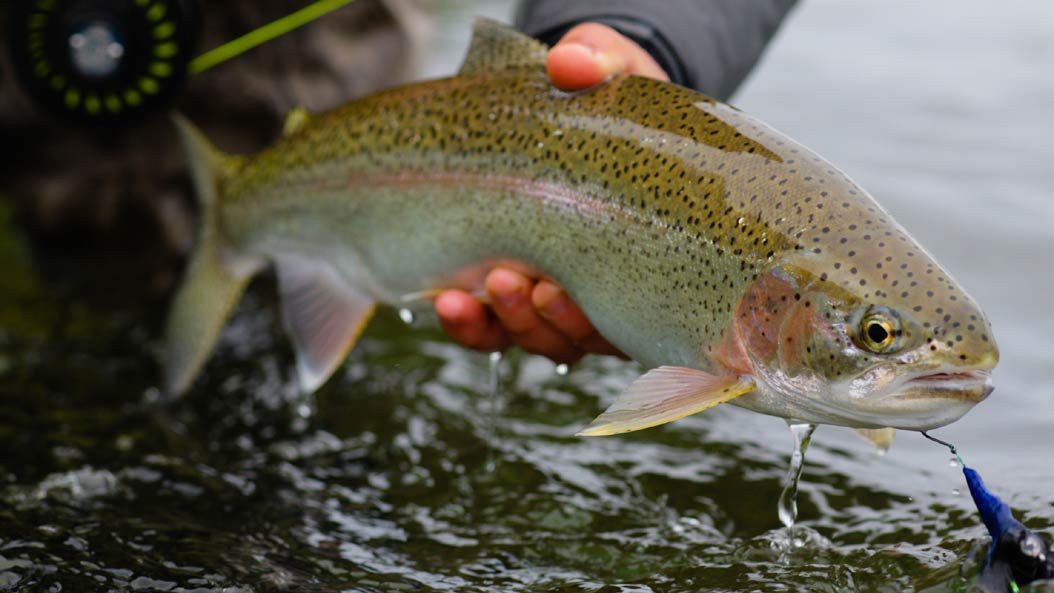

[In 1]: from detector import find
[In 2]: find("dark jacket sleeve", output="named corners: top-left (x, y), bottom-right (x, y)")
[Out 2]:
top-left (515, 0), bottom-right (797, 101)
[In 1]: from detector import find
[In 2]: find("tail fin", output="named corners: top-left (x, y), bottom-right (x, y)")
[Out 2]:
top-left (164, 115), bottom-right (259, 395)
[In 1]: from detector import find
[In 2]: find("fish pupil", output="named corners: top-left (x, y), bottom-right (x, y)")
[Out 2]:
top-left (867, 322), bottom-right (890, 345)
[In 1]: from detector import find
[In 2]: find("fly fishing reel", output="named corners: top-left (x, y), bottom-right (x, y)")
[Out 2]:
top-left (6, 0), bottom-right (200, 123)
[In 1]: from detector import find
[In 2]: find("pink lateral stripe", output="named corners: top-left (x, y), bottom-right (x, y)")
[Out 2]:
top-left (315, 170), bottom-right (627, 219)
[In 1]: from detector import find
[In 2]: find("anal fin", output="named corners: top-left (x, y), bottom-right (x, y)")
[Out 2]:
top-left (577, 367), bottom-right (755, 436)
top-left (275, 254), bottom-right (376, 392)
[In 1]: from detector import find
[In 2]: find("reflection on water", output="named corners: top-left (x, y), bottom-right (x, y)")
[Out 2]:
top-left (2, 0), bottom-right (1053, 591)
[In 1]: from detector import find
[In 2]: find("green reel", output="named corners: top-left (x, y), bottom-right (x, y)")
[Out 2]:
top-left (6, 0), bottom-right (200, 124)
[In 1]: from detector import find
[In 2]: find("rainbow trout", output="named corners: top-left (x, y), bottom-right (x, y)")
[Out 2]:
top-left (165, 19), bottom-right (998, 436)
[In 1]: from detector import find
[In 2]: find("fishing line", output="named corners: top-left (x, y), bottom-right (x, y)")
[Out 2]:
top-left (921, 431), bottom-right (965, 466)
top-left (189, 0), bottom-right (361, 74)
top-left (921, 432), bottom-right (1025, 591)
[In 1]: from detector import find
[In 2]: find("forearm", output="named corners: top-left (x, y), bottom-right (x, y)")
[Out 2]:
top-left (516, 0), bottom-right (798, 101)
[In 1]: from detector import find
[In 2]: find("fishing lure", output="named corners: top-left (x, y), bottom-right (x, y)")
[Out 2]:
top-left (922, 433), bottom-right (1053, 592)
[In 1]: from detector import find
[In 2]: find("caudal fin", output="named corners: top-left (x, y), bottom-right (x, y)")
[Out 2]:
top-left (163, 115), bottom-right (259, 395)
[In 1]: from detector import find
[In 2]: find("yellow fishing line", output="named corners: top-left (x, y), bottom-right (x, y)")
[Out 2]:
top-left (189, 0), bottom-right (359, 75)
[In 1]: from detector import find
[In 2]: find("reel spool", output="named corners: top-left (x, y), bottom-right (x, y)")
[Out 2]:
top-left (6, 0), bottom-right (200, 124)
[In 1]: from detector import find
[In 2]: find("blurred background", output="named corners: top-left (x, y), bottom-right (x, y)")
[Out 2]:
top-left (0, 1), bottom-right (1051, 591)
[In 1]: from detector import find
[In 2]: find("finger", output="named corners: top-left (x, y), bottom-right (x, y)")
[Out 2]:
top-left (547, 22), bottom-right (669, 90)
top-left (531, 280), bottom-right (595, 342)
top-left (485, 269), bottom-right (584, 363)
top-left (435, 289), bottom-right (510, 352)
top-left (533, 280), bottom-right (627, 357)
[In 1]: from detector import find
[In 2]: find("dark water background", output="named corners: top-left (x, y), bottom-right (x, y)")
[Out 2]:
top-left (2, 1), bottom-right (1052, 591)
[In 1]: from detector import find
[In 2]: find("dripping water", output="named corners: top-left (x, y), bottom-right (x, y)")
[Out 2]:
top-left (554, 363), bottom-right (569, 376)
top-left (778, 422), bottom-right (817, 528)
top-left (484, 351), bottom-right (505, 471)
top-left (487, 352), bottom-right (505, 429)
top-left (398, 308), bottom-right (416, 325)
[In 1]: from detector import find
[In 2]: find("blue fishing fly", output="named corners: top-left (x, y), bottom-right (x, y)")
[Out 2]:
top-left (922, 432), bottom-right (1053, 592)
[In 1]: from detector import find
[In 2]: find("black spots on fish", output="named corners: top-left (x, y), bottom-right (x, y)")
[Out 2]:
top-left (291, 71), bottom-right (995, 361)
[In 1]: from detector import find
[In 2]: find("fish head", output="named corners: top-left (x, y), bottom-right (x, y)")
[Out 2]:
top-left (724, 245), bottom-right (998, 430)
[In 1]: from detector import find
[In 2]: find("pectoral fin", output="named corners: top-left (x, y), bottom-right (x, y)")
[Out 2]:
top-left (275, 254), bottom-right (376, 393)
top-left (577, 367), bottom-right (754, 436)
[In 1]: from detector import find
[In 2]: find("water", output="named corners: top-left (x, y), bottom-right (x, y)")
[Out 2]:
top-left (398, 308), bottom-right (416, 325)
top-left (2, 0), bottom-right (1054, 591)
top-left (778, 423), bottom-right (817, 528)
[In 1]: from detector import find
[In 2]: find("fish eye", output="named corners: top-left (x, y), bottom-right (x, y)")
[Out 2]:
top-left (856, 308), bottom-right (900, 353)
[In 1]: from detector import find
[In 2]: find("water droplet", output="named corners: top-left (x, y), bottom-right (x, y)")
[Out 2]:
top-left (778, 422), bottom-right (817, 528)
top-left (485, 352), bottom-right (505, 444)
top-left (296, 403), bottom-right (313, 419)
top-left (398, 308), bottom-right (415, 325)
top-left (952, 488), bottom-right (961, 496)
top-left (554, 363), bottom-right (569, 376)
top-left (949, 457), bottom-right (960, 468)
top-left (488, 352), bottom-right (503, 402)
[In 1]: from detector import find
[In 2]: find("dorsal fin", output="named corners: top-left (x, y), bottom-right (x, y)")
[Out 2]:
top-left (458, 17), bottom-right (549, 75)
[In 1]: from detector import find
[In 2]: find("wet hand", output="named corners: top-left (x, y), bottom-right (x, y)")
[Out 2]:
top-left (435, 23), bottom-right (668, 363)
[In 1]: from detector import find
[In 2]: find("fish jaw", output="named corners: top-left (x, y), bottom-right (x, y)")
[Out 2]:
top-left (836, 366), bottom-right (995, 430)
top-left (729, 366), bottom-right (994, 430)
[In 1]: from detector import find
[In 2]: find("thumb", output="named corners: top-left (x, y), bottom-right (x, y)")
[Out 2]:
top-left (547, 23), bottom-right (669, 91)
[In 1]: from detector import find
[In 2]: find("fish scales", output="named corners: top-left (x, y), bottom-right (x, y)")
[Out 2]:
top-left (166, 19), bottom-right (997, 434)
top-left (223, 71), bottom-right (990, 369)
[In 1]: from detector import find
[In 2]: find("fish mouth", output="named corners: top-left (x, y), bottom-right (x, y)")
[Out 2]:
top-left (896, 369), bottom-right (994, 403)
top-left (864, 368), bottom-right (994, 430)
top-left (838, 368), bottom-right (994, 430)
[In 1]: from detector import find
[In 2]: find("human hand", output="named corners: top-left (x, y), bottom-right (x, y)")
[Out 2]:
top-left (545, 22), bottom-right (669, 89)
top-left (434, 23), bottom-right (669, 364)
